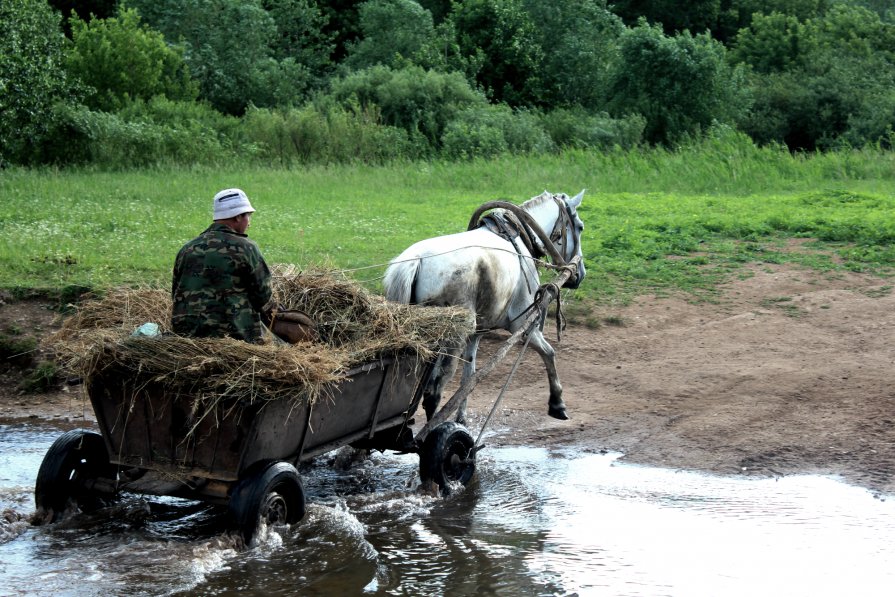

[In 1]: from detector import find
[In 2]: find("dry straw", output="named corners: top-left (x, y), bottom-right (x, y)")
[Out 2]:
top-left (48, 267), bottom-right (474, 409)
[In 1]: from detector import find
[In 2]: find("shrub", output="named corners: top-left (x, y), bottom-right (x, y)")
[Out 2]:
top-left (18, 361), bottom-right (59, 393)
top-left (241, 104), bottom-right (427, 164)
top-left (324, 64), bottom-right (488, 148)
top-left (41, 98), bottom-right (244, 168)
top-left (65, 6), bottom-right (197, 112)
top-left (540, 109), bottom-right (645, 150)
top-left (441, 104), bottom-right (554, 159)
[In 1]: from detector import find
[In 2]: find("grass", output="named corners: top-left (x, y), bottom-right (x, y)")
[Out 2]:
top-left (3, 139), bottom-right (894, 307)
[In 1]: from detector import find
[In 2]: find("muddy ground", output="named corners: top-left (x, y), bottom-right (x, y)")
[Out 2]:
top-left (2, 261), bottom-right (893, 496)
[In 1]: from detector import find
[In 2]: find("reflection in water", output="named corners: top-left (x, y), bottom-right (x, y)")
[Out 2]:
top-left (1, 424), bottom-right (893, 596)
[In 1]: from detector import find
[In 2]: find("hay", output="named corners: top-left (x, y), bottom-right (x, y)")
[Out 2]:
top-left (47, 267), bottom-right (475, 409)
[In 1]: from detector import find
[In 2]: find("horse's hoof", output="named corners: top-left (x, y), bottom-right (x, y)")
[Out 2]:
top-left (548, 405), bottom-right (569, 420)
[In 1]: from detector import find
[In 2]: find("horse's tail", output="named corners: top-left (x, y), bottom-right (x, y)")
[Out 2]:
top-left (383, 255), bottom-right (420, 304)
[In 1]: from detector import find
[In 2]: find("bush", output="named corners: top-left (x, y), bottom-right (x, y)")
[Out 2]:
top-left (0, 0), bottom-right (80, 166)
top-left (608, 22), bottom-right (751, 145)
top-left (540, 109), bottom-right (645, 150)
top-left (40, 98), bottom-right (244, 168)
top-left (65, 6), bottom-right (197, 112)
top-left (324, 64), bottom-right (488, 148)
top-left (241, 104), bottom-right (427, 164)
top-left (18, 361), bottom-right (59, 393)
top-left (441, 104), bottom-right (554, 159)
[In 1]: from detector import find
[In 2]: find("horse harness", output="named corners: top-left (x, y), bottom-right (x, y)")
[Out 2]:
top-left (469, 194), bottom-right (579, 267)
top-left (468, 195), bottom-right (579, 338)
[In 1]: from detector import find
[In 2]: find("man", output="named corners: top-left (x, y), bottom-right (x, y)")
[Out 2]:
top-left (172, 188), bottom-right (274, 343)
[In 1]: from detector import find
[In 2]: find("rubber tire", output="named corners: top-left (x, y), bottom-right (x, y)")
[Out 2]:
top-left (34, 429), bottom-right (115, 523)
top-left (229, 461), bottom-right (306, 544)
top-left (420, 422), bottom-right (476, 494)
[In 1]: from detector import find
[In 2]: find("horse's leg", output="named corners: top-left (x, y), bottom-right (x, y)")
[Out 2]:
top-left (423, 345), bottom-right (461, 421)
top-left (527, 329), bottom-right (569, 420)
top-left (455, 333), bottom-right (482, 426)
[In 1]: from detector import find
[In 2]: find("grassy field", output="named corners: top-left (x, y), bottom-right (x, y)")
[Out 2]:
top-left (3, 134), bottom-right (894, 309)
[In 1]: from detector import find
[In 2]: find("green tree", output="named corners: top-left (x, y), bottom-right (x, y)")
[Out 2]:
top-left (450, 0), bottom-right (543, 106)
top-left (610, 0), bottom-right (722, 33)
top-left (323, 64), bottom-right (488, 147)
top-left (66, 7), bottom-right (197, 112)
top-left (0, 0), bottom-right (79, 165)
top-left (523, 0), bottom-right (624, 111)
top-left (607, 21), bottom-right (750, 144)
top-left (736, 4), bottom-right (895, 149)
top-left (262, 0), bottom-right (334, 87)
top-left (346, 0), bottom-right (435, 69)
top-left (129, 0), bottom-right (303, 114)
top-left (729, 11), bottom-right (809, 73)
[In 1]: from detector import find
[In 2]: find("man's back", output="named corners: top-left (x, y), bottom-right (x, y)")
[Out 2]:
top-left (172, 223), bottom-right (272, 343)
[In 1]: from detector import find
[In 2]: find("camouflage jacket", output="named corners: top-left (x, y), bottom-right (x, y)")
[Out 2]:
top-left (171, 223), bottom-right (273, 343)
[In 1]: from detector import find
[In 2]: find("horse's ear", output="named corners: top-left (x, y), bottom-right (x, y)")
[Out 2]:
top-left (569, 189), bottom-right (585, 207)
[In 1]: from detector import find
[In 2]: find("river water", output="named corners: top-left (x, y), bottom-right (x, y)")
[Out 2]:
top-left (1, 422), bottom-right (893, 596)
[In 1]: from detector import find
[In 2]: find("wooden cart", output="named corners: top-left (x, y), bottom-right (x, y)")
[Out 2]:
top-left (33, 354), bottom-right (476, 542)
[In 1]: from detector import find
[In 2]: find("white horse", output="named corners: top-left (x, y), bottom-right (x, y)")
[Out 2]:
top-left (383, 190), bottom-right (586, 425)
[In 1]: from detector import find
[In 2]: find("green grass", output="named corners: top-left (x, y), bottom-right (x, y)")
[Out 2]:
top-left (3, 142), bottom-right (894, 306)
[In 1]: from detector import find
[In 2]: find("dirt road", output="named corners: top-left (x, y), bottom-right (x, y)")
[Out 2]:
top-left (2, 261), bottom-right (894, 495)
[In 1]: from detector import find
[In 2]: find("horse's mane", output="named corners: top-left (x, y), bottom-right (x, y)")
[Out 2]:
top-left (521, 191), bottom-right (554, 210)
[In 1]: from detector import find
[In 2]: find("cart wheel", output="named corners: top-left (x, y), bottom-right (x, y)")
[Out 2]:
top-left (420, 422), bottom-right (476, 494)
top-left (34, 429), bottom-right (116, 523)
top-left (229, 461), bottom-right (305, 544)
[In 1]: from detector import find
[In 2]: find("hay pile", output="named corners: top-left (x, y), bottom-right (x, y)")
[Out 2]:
top-left (49, 267), bottom-right (474, 406)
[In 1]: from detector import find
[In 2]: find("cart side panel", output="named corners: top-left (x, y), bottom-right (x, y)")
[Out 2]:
top-left (298, 357), bottom-right (424, 459)
top-left (237, 398), bottom-right (308, 474)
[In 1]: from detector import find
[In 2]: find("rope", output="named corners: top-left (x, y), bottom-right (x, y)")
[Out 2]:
top-left (474, 319), bottom-right (537, 448)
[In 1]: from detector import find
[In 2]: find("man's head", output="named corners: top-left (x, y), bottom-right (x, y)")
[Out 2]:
top-left (213, 188), bottom-right (255, 234)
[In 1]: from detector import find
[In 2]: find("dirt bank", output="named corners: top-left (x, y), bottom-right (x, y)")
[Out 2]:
top-left (2, 263), bottom-right (894, 496)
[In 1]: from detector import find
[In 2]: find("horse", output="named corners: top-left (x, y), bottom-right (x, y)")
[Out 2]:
top-left (383, 190), bottom-right (586, 426)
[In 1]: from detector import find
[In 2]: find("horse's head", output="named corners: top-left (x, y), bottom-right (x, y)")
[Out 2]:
top-left (553, 190), bottom-right (586, 289)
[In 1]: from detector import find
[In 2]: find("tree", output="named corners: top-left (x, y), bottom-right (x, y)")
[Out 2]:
top-left (66, 7), bottom-right (197, 112)
top-left (129, 0), bottom-right (309, 114)
top-left (346, 0), bottom-right (435, 69)
top-left (450, 0), bottom-right (543, 106)
top-left (729, 12), bottom-right (809, 73)
top-left (262, 0), bottom-right (334, 87)
top-left (523, 0), bottom-right (624, 111)
top-left (324, 64), bottom-right (488, 147)
top-left (607, 21), bottom-right (751, 144)
top-left (610, 0), bottom-right (722, 34)
top-left (0, 0), bottom-right (79, 165)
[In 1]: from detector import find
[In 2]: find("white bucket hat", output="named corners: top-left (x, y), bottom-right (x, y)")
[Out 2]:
top-left (213, 188), bottom-right (255, 220)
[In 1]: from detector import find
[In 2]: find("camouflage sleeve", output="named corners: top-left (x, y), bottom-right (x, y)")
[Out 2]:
top-left (244, 242), bottom-right (273, 314)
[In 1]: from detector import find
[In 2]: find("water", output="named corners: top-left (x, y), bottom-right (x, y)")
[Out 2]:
top-left (1, 423), bottom-right (893, 596)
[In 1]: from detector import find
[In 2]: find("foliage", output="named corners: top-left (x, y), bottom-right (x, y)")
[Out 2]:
top-left (128, 0), bottom-right (309, 114)
top-left (610, 0), bottom-right (722, 34)
top-left (66, 7), bottom-right (198, 112)
top-left (40, 98), bottom-right (244, 168)
top-left (607, 22), bottom-right (751, 145)
top-left (262, 0), bottom-right (334, 74)
top-left (323, 64), bottom-right (488, 147)
top-left (346, 0), bottom-right (435, 69)
top-left (522, 0), bottom-right (625, 111)
top-left (0, 0), bottom-right (80, 166)
top-left (241, 104), bottom-right (426, 164)
top-left (450, 0), bottom-right (543, 106)
top-left (735, 4), bottom-right (895, 149)
top-left (539, 108), bottom-right (645, 150)
top-left (441, 104), bottom-right (554, 159)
